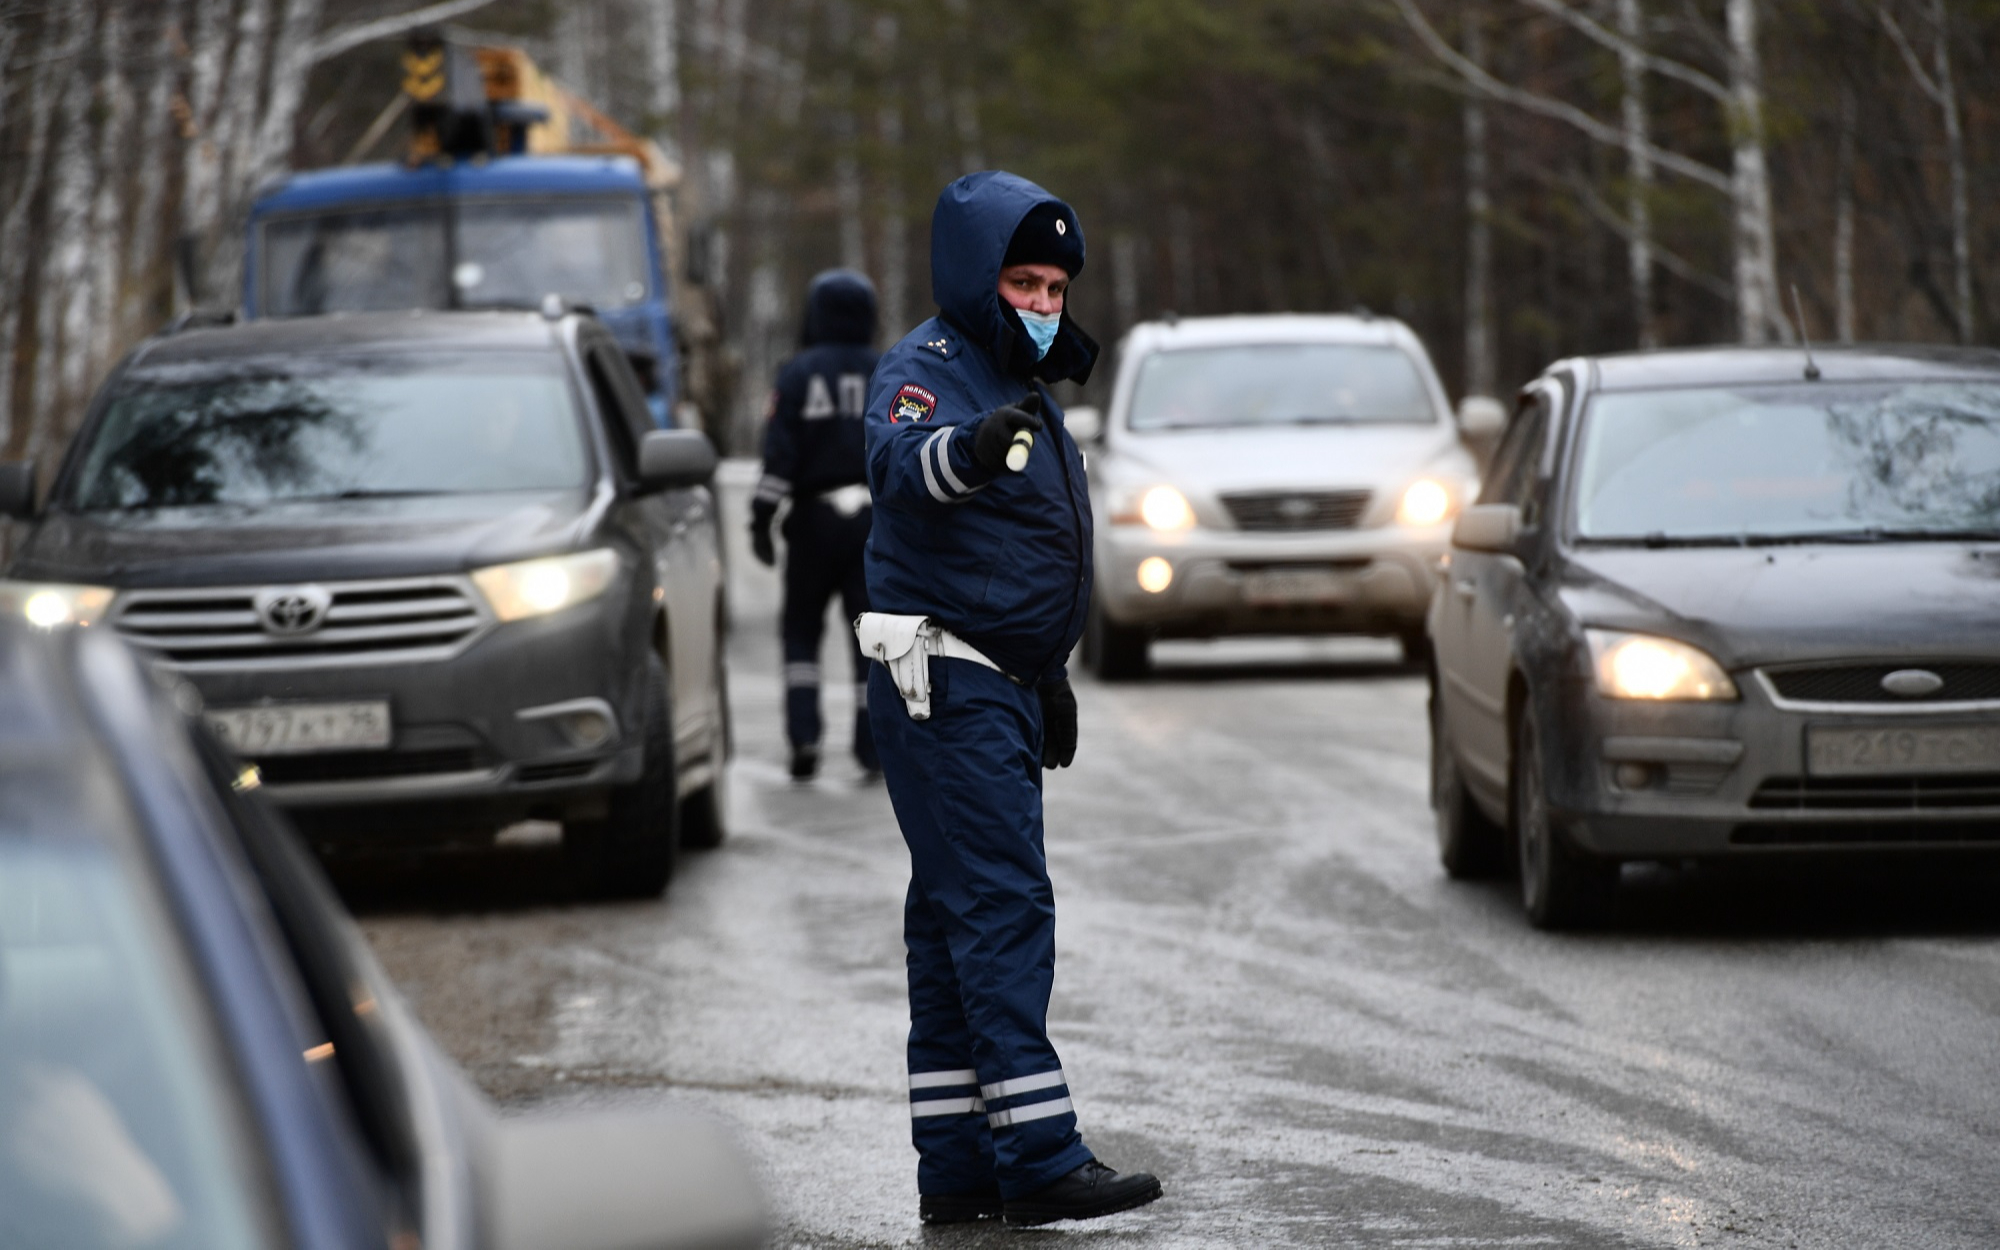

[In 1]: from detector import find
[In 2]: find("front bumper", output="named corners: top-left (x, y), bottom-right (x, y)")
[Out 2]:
top-left (1095, 522), bottom-right (1448, 638)
top-left (176, 595), bottom-right (647, 835)
top-left (1546, 676), bottom-right (2000, 857)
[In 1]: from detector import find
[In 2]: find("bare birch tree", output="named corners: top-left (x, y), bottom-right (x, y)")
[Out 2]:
top-left (1462, 6), bottom-right (1496, 396)
top-left (1879, 0), bottom-right (1973, 342)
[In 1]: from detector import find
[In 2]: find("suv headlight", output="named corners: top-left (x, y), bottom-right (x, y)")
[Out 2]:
top-left (1396, 478), bottom-right (1457, 527)
top-left (1111, 484), bottom-right (1196, 531)
top-left (0, 581), bottom-right (114, 629)
top-left (472, 549), bottom-right (619, 622)
top-left (1586, 629), bottom-right (1738, 701)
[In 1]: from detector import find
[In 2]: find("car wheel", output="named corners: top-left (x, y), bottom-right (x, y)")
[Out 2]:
top-left (1513, 709), bottom-right (1615, 929)
top-left (565, 652), bottom-right (678, 898)
top-left (1398, 629), bottom-right (1432, 668)
top-left (1432, 689), bottom-right (1504, 878)
top-left (1084, 594), bottom-right (1150, 681)
top-left (680, 641), bottom-right (731, 850)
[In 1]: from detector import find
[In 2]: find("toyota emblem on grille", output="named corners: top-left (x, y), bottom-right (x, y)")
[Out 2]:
top-left (1276, 497), bottom-right (1316, 521)
top-left (254, 586), bottom-right (332, 636)
top-left (1881, 668), bottom-right (1945, 698)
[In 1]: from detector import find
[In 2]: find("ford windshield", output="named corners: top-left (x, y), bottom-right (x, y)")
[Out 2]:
top-left (1572, 380), bottom-right (2000, 543)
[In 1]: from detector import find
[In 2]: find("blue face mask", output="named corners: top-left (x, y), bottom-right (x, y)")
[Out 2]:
top-left (1016, 308), bottom-right (1062, 359)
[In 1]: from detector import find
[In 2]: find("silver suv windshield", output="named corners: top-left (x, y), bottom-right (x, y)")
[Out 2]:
top-left (260, 197), bottom-right (650, 316)
top-left (1127, 343), bottom-right (1434, 431)
top-left (1573, 380), bottom-right (2000, 542)
top-left (68, 354), bottom-right (589, 511)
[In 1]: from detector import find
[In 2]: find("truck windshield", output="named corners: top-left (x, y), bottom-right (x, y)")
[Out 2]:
top-left (1127, 343), bottom-right (1434, 431)
top-left (261, 197), bottom-right (650, 316)
top-left (67, 355), bottom-right (589, 511)
top-left (1573, 380), bottom-right (2000, 542)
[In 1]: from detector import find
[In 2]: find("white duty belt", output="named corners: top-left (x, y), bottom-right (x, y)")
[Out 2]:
top-left (818, 483), bottom-right (872, 517)
top-left (853, 612), bottom-right (1005, 720)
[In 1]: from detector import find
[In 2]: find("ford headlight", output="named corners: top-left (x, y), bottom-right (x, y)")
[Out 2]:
top-left (472, 549), bottom-right (619, 622)
top-left (0, 581), bottom-right (114, 629)
top-left (1396, 478), bottom-right (1456, 528)
top-left (1587, 629), bottom-right (1737, 701)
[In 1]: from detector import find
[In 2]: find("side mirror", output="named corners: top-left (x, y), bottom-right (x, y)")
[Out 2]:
top-left (484, 1110), bottom-right (764, 1250)
top-left (638, 430), bottom-right (717, 491)
top-left (1064, 405), bottom-right (1103, 444)
top-left (0, 460), bottom-right (36, 519)
top-left (1456, 395), bottom-right (1507, 441)
top-left (1452, 503), bottom-right (1521, 553)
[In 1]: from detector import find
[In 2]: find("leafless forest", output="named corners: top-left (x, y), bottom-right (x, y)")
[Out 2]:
top-left (2, 0), bottom-right (1997, 454)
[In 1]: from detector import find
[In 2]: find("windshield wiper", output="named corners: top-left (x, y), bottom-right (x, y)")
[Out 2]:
top-left (296, 488), bottom-right (444, 502)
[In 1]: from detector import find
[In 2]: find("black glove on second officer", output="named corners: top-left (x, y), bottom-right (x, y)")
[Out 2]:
top-left (972, 392), bottom-right (1045, 473)
top-left (749, 503), bottom-right (777, 567)
top-left (1038, 678), bottom-right (1077, 769)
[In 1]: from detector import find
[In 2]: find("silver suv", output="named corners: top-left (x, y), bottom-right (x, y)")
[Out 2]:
top-left (1078, 313), bottom-right (1497, 678)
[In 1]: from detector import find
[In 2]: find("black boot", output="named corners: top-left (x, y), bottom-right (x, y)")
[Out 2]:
top-left (919, 1183), bottom-right (1003, 1224)
top-left (1003, 1160), bottom-right (1162, 1226)
top-left (789, 744), bottom-right (820, 781)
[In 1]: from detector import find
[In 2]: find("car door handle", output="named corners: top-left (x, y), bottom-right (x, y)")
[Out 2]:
top-left (1454, 579), bottom-right (1477, 601)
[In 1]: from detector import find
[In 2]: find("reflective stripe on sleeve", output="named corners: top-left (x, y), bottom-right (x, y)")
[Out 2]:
top-left (908, 1068), bottom-right (978, 1091)
top-left (911, 1096), bottom-right (986, 1118)
top-left (784, 662), bottom-right (821, 689)
top-left (935, 434), bottom-right (976, 497)
top-left (987, 1096), bottom-right (1073, 1129)
top-left (755, 475), bottom-right (790, 503)
top-left (919, 429), bottom-right (955, 503)
top-left (979, 1069), bottom-right (1065, 1101)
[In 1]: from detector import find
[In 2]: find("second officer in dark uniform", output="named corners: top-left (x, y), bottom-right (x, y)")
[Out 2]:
top-left (751, 269), bottom-right (881, 780)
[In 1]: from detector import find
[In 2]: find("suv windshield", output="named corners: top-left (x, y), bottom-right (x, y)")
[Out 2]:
top-left (67, 355), bottom-right (589, 511)
top-left (1573, 380), bottom-right (2000, 541)
top-left (1127, 343), bottom-right (1433, 431)
top-left (260, 197), bottom-right (650, 316)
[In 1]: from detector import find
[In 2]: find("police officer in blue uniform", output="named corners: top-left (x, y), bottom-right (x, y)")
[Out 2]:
top-left (751, 269), bottom-right (881, 780)
top-left (860, 172), bottom-right (1164, 1227)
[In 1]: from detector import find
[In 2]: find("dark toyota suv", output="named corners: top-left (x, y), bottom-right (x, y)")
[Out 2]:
top-left (0, 310), bottom-right (727, 897)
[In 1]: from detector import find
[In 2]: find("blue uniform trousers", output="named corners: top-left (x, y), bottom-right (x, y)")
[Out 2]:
top-left (868, 657), bottom-right (1094, 1199)
top-left (781, 500), bottom-right (876, 767)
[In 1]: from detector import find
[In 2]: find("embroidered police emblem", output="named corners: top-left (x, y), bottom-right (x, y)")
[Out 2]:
top-left (890, 383), bottom-right (938, 424)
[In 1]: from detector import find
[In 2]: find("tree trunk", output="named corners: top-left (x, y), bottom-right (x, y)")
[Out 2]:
top-left (1929, 0), bottom-right (1972, 342)
top-left (31, 2), bottom-right (98, 458)
top-left (1616, 0), bottom-right (1657, 347)
top-left (648, 0), bottom-right (681, 146)
top-left (1835, 87), bottom-right (1857, 344)
top-left (871, 13), bottom-right (906, 337)
top-left (1725, 0), bottom-right (1785, 344)
top-left (0, 10), bottom-right (65, 450)
top-left (249, 0), bottom-right (328, 209)
top-left (1462, 8), bottom-right (1496, 397)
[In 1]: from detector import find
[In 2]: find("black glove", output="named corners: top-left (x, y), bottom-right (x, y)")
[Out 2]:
top-left (749, 505), bottom-right (776, 567)
top-left (972, 392), bottom-right (1045, 473)
top-left (1038, 678), bottom-right (1078, 769)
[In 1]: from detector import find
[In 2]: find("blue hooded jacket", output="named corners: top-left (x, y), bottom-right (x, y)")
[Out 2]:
top-left (863, 172), bottom-right (1099, 686)
top-left (755, 270), bottom-right (880, 513)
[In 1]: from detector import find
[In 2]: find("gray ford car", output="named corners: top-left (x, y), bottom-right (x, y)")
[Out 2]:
top-left (1430, 344), bottom-right (2000, 927)
top-left (0, 309), bottom-right (727, 897)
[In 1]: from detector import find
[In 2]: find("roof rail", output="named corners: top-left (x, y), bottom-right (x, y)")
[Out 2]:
top-left (161, 308), bottom-right (239, 336)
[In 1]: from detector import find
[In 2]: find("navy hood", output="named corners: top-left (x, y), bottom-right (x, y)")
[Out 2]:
top-left (800, 268), bottom-right (879, 347)
top-left (929, 171), bottom-right (1098, 384)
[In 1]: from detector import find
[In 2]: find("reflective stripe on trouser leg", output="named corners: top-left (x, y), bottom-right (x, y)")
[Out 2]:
top-left (874, 662), bottom-right (1094, 1200)
top-left (903, 876), bottom-right (996, 1195)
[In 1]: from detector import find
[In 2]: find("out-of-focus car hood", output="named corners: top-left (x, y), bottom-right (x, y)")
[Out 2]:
top-left (1563, 543), bottom-right (2000, 666)
top-left (1103, 421), bottom-right (1468, 492)
top-left (10, 489), bottom-right (599, 587)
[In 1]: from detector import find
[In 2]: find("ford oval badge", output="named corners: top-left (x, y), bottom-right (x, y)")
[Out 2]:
top-left (1881, 669), bottom-right (1945, 698)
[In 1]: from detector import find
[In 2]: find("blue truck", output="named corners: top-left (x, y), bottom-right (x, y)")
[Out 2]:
top-left (242, 39), bottom-right (690, 426)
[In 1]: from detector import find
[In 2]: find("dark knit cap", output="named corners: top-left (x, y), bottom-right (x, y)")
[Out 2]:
top-left (1002, 202), bottom-right (1085, 276)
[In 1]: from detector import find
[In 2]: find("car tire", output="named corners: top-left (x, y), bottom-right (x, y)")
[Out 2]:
top-left (1513, 709), bottom-right (1615, 929)
top-left (680, 641), bottom-right (731, 850)
top-left (565, 653), bottom-right (678, 898)
top-left (1083, 595), bottom-right (1150, 681)
top-left (1431, 690), bottom-right (1505, 879)
top-left (1398, 629), bottom-right (1432, 667)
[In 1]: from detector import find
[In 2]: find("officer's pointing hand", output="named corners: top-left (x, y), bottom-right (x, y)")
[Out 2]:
top-left (1038, 678), bottom-right (1078, 769)
top-left (973, 392), bottom-right (1045, 473)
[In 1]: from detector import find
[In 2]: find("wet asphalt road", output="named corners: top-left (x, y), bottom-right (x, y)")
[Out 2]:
top-left (343, 466), bottom-right (2000, 1249)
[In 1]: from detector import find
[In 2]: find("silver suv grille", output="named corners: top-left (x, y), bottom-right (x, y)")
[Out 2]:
top-left (113, 576), bottom-right (491, 671)
top-left (1220, 490), bottom-right (1372, 532)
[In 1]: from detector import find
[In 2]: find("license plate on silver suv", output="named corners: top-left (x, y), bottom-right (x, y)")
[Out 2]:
top-left (1806, 725), bottom-right (2000, 776)
top-left (206, 701), bottom-right (392, 755)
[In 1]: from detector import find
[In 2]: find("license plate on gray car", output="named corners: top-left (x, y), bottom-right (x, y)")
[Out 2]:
top-left (1806, 725), bottom-right (2000, 776)
top-left (1241, 567), bottom-right (1352, 606)
top-left (207, 701), bottom-right (392, 755)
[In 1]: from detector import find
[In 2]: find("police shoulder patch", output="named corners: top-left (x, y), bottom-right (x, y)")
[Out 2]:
top-left (889, 383), bottom-right (938, 424)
